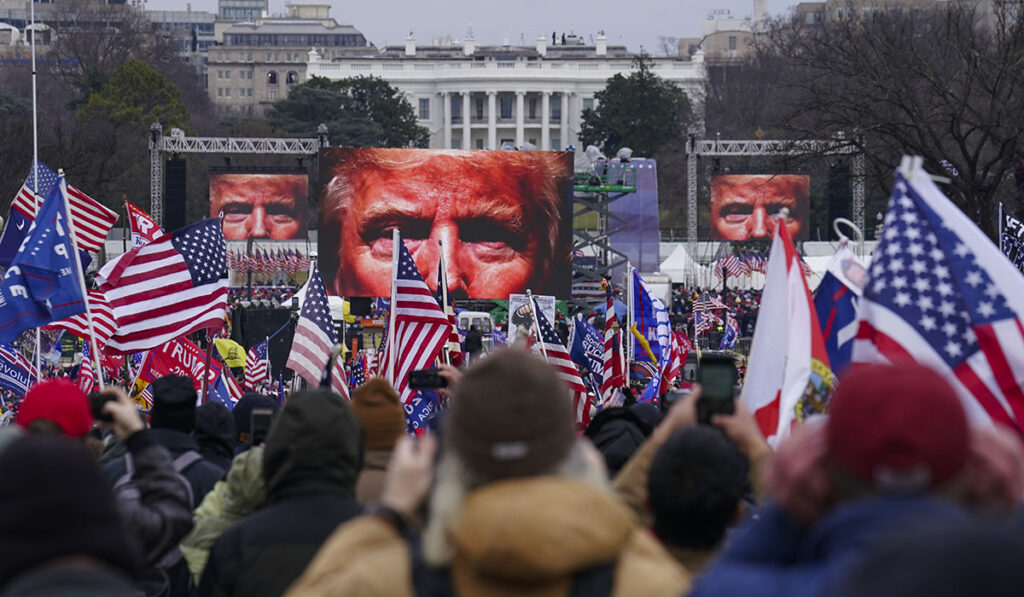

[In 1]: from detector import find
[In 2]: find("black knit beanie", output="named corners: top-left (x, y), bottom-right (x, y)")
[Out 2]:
top-left (0, 435), bottom-right (140, 591)
top-left (149, 375), bottom-right (198, 433)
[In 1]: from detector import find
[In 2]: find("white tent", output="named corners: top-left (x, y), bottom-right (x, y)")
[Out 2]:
top-left (659, 244), bottom-right (705, 283)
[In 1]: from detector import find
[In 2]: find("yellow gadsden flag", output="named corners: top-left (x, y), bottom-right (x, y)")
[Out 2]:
top-left (214, 338), bottom-right (246, 369)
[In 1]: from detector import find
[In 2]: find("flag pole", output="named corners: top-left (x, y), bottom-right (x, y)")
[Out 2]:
top-left (57, 175), bottom-right (105, 390)
top-left (624, 262), bottom-right (633, 386)
top-left (438, 239), bottom-right (450, 366)
top-left (526, 290), bottom-right (549, 363)
top-left (387, 229), bottom-right (399, 384)
top-left (265, 335), bottom-right (271, 386)
top-left (999, 202), bottom-right (1004, 254)
top-left (30, 0), bottom-right (41, 380)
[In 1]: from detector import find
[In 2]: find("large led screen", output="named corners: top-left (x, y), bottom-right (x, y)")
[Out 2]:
top-left (319, 148), bottom-right (574, 299)
top-left (209, 173), bottom-right (308, 240)
top-left (710, 174), bottom-right (810, 241)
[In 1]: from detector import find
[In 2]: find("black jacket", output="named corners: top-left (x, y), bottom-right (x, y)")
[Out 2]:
top-left (113, 430), bottom-right (194, 567)
top-left (0, 564), bottom-right (140, 597)
top-left (197, 390), bottom-right (365, 597)
top-left (105, 428), bottom-right (226, 509)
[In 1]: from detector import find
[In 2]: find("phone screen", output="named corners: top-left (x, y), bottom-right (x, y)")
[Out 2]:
top-left (699, 361), bottom-right (738, 401)
top-left (250, 409), bottom-right (274, 446)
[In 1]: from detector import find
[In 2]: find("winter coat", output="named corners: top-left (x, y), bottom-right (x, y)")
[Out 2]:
top-left (0, 564), bottom-right (140, 597)
top-left (689, 496), bottom-right (970, 597)
top-left (355, 448), bottom-right (390, 505)
top-left (197, 390), bottom-right (364, 597)
top-left (113, 430), bottom-right (195, 568)
top-left (181, 447), bottom-right (266, 582)
top-left (284, 476), bottom-right (691, 597)
top-left (105, 428), bottom-right (226, 508)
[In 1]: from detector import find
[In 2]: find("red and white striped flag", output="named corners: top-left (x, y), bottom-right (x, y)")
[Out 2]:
top-left (285, 264), bottom-right (336, 388)
top-left (244, 339), bottom-right (269, 391)
top-left (331, 357), bottom-right (349, 400)
top-left (45, 290), bottom-right (117, 348)
top-left (96, 218), bottom-right (228, 354)
top-left (379, 235), bottom-right (451, 405)
top-left (600, 281), bottom-right (624, 408)
top-left (13, 163), bottom-right (118, 253)
top-left (531, 296), bottom-right (591, 426)
top-left (854, 161), bottom-right (1024, 434)
top-left (658, 331), bottom-right (690, 394)
top-left (78, 342), bottom-right (96, 393)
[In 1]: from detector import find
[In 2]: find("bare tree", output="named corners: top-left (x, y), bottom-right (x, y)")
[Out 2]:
top-left (760, 2), bottom-right (1024, 235)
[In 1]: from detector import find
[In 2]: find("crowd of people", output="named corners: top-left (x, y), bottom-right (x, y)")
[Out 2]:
top-left (0, 346), bottom-right (1022, 597)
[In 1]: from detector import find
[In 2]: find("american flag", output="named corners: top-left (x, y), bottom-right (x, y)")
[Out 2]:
top-left (379, 235), bottom-right (451, 405)
top-left (693, 292), bottom-right (729, 311)
top-left (244, 338), bottom-right (269, 391)
top-left (349, 358), bottom-right (366, 389)
top-left (854, 168), bottom-right (1024, 432)
top-left (330, 355), bottom-right (350, 400)
top-left (600, 281), bottom-right (624, 407)
top-left (285, 264), bottom-right (336, 387)
top-left (13, 162), bottom-right (118, 253)
top-left (78, 342), bottom-right (96, 393)
top-left (659, 331), bottom-right (690, 394)
top-left (96, 218), bottom-right (228, 354)
top-left (45, 290), bottom-right (117, 348)
top-left (721, 254), bottom-right (745, 277)
top-left (531, 296), bottom-right (591, 426)
top-left (436, 251), bottom-right (462, 360)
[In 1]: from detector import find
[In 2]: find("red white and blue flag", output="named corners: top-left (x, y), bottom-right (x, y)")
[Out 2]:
top-left (853, 163), bottom-right (1024, 433)
top-left (600, 281), bottom-right (625, 408)
top-left (78, 342), bottom-right (96, 394)
top-left (379, 235), bottom-right (450, 405)
top-left (531, 296), bottom-right (591, 426)
top-left (96, 218), bottom-right (228, 354)
top-left (244, 338), bottom-right (270, 391)
top-left (285, 264), bottom-right (348, 399)
top-left (126, 201), bottom-right (163, 248)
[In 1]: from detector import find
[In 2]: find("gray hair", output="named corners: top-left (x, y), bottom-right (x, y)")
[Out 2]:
top-left (420, 439), bottom-right (609, 566)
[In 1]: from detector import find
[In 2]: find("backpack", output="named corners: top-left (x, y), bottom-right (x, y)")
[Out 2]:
top-left (113, 450), bottom-right (203, 597)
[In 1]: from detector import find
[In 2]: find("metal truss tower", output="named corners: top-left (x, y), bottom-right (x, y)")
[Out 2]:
top-left (148, 123), bottom-right (329, 226)
top-left (685, 136), bottom-right (866, 260)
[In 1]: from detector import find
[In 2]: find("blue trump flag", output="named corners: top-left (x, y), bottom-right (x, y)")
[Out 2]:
top-left (0, 178), bottom-right (86, 343)
top-left (569, 314), bottom-right (604, 384)
top-left (630, 270), bottom-right (670, 402)
top-left (813, 245), bottom-right (864, 377)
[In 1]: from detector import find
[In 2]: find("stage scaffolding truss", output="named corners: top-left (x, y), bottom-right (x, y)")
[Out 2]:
top-left (148, 122), bottom-right (329, 227)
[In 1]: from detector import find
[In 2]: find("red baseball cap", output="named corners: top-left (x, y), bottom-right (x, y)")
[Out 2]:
top-left (17, 379), bottom-right (93, 438)
top-left (827, 362), bottom-right (968, 493)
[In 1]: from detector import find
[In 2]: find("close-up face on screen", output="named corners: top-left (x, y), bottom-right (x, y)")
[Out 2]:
top-left (318, 148), bottom-right (573, 299)
top-left (710, 174), bottom-right (810, 241)
top-left (209, 173), bottom-right (308, 240)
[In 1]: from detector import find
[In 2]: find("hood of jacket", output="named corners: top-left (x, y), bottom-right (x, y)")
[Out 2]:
top-left (449, 477), bottom-right (636, 588)
top-left (263, 389), bottom-right (364, 503)
top-left (223, 446), bottom-right (266, 517)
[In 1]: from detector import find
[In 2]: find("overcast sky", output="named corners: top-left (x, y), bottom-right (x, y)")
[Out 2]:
top-left (149, 0), bottom-right (796, 52)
